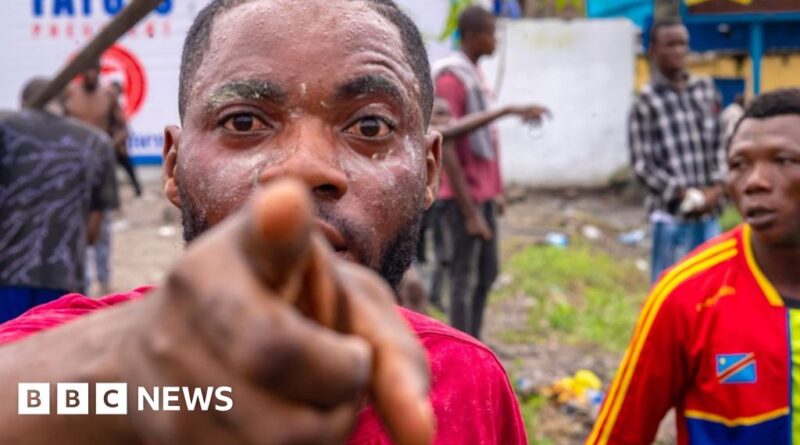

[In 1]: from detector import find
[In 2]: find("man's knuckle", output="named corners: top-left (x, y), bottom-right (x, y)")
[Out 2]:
top-left (165, 264), bottom-right (196, 301)
top-left (233, 312), bottom-right (303, 381)
top-left (282, 410), bottom-right (343, 445)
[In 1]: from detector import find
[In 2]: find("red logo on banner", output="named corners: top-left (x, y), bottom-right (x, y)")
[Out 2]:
top-left (99, 45), bottom-right (148, 119)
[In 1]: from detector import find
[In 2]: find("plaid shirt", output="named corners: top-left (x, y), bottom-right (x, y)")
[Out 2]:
top-left (629, 73), bottom-right (726, 216)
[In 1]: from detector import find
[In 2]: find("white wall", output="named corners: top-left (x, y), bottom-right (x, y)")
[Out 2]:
top-left (0, 3), bottom-right (635, 186)
top-left (397, 0), bottom-right (454, 64)
top-left (481, 19), bottom-right (636, 187)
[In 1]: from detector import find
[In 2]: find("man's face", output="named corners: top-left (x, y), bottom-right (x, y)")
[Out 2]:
top-left (471, 16), bottom-right (497, 57)
top-left (651, 25), bottom-right (689, 75)
top-left (727, 115), bottom-right (800, 246)
top-left (479, 17), bottom-right (498, 56)
top-left (164, 0), bottom-right (441, 288)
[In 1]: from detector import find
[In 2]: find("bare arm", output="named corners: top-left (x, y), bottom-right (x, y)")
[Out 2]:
top-left (0, 301), bottom-right (144, 444)
top-left (109, 98), bottom-right (128, 149)
top-left (439, 104), bottom-right (550, 142)
top-left (86, 210), bottom-right (102, 245)
top-left (439, 107), bottom-right (509, 141)
top-left (0, 181), bottom-right (434, 445)
top-left (440, 139), bottom-right (491, 240)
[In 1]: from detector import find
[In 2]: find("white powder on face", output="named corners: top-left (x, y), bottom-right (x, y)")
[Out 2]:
top-left (337, 136), bottom-right (425, 194)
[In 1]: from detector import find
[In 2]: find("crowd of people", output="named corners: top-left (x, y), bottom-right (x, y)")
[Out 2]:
top-left (0, 1), bottom-right (799, 444)
top-left (0, 59), bottom-right (142, 323)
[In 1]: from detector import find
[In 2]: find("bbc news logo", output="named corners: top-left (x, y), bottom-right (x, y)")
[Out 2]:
top-left (18, 383), bottom-right (233, 415)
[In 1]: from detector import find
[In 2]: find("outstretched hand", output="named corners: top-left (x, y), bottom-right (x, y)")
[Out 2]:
top-left (505, 104), bottom-right (551, 122)
top-left (123, 178), bottom-right (435, 445)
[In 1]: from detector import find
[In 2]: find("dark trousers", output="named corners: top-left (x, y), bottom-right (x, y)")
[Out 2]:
top-left (429, 201), bottom-right (449, 306)
top-left (416, 201), bottom-right (449, 306)
top-left (116, 150), bottom-right (141, 196)
top-left (442, 200), bottom-right (499, 339)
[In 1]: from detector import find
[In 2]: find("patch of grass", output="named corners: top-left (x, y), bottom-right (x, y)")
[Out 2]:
top-left (498, 328), bottom-right (538, 345)
top-left (508, 364), bottom-right (555, 445)
top-left (519, 395), bottom-right (555, 445)
top-left (495, 242), bottom-right (649, 352)
top-left (427, 305), bottom-right (447, 323)
top-left (720, 205), bottom-right (742, 232)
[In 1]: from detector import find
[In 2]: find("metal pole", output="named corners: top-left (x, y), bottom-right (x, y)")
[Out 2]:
top-left (749, 21), bottom-right (764, 95)
top-left (30, 0), bottom-right (164, 109)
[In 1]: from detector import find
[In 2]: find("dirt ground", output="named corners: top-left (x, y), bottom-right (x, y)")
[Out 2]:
top-left (102, 168), bottom-right (663, 444)
top-left (485, 187), bottom-right (655, 444)
top-left (97, 167), bottom-right (183, 296)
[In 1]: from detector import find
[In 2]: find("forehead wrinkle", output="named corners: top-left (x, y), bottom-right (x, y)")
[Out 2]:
top-left (206, 79), bottom-right (288, 110)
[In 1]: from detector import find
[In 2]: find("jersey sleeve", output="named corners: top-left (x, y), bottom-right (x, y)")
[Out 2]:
top-left (587, 284), bottom-right (688, 445)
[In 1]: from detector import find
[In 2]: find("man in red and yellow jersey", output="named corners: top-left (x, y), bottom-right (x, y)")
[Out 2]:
top-left (588, 88), bottom-right (800, 444)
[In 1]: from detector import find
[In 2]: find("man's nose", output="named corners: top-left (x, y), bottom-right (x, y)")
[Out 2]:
top-left (257, 120), bottom-right (349, 201)
top-left (743, 162), bottom-right (773, 195)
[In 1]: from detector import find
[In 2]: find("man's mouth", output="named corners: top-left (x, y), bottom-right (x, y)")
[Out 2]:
top-left (744, 205), bottom-right (778, 229)
top-left (315, 219), bottom-right (349, 257)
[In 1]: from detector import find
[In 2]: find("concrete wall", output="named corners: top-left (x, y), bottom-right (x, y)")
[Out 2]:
top-left (480, 19), bottom-right (636, 187)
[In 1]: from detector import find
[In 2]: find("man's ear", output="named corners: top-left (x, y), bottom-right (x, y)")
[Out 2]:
top-left (423, 130), bottom-right (443, 210)
top-left (163, 125), bottom-right (182, 209)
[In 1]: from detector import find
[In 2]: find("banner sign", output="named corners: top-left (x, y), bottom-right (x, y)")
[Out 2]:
top-left (0, 1), bottom-right (454, 163)
top-left (0, 1), bottom-right (206, 162)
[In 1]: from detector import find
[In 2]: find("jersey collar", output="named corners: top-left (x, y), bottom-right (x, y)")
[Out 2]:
top-left (742, 224), bottom-right (784, 307)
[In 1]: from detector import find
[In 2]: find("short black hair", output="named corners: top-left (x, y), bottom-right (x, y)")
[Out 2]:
top-left (178, 0), bottom-right (433, 126)
top-left (729, 88), bottom-right (800, 144)
top-left (457, 5), bottom-right (494, 39)
top-left (649, 19), bottom-right (684, 46)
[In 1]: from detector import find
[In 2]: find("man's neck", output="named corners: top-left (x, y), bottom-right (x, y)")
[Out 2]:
top-left (656, 67), bottom-right (687, 90)
top-left (752, 234), bottom-right (800, 299)
top-left (462, 48), bottom-right (481, 65)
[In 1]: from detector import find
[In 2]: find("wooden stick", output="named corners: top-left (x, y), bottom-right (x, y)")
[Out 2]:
top-left (30, 0), bottom-right (164, 109)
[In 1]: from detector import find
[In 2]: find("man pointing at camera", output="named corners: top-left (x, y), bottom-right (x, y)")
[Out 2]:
top-left (0, 1), bottom-right (526, 444)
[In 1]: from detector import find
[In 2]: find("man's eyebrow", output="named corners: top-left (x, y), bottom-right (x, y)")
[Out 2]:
top-left (206, 79), bottom-right (288, 109)
top-left (334, 74), bottom-right (406, 106)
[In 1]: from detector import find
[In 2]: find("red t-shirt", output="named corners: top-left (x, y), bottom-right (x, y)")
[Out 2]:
top-left (0, 288), bottom-right (527, 444)
top-left (435, 72), bottom-right (503, 204)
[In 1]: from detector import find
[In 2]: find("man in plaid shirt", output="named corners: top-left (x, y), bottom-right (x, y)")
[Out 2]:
top-left (629, 19), bottom-right (727, 282)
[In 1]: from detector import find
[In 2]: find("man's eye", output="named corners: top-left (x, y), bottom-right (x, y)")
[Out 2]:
top-left (221, 113), bottom-right (267, 132)
top-left (776, 157), bottom-right (799, 166)
top-left (728, 158), bottom-right (746, 170)
top-left (345, 117), bottom-right (393, 138)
